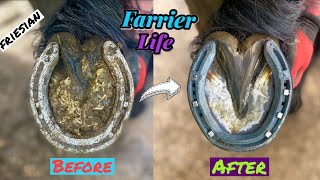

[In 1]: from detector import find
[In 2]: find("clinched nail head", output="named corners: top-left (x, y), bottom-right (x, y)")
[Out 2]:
top-left (277, 112), bottom-right (283, 119)
top-left (284, 89), bottom-right (290, 96)
top-left (192, 101), bottom-right (199, 107)
top-left (265, 131), bottom-right (272, 138)
top-left (208, 131), bottom-right (215, 137)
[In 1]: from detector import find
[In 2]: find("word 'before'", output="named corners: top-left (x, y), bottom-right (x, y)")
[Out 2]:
top-left (50, 158), bottom-right (115, 176)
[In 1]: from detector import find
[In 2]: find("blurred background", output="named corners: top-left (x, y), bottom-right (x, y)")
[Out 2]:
top-left (0, 1), bottom-right (152, 179)
top-left (154, 0), bottom-right (320, 179)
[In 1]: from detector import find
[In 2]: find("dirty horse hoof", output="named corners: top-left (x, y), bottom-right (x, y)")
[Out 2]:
top-left (30, 33), bottom-right (134, 152)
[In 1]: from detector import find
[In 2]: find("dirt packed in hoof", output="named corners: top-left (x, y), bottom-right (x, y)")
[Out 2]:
top-left (48, 33), bottom-right (117, 138)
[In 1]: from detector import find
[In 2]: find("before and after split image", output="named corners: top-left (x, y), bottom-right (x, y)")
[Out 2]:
top-left (0, 0), bottom-right (320, 179)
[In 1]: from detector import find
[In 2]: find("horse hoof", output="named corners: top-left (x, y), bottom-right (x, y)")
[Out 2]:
top-left (30, 34), bottom-right (134, 153)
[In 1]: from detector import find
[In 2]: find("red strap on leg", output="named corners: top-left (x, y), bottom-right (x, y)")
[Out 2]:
top-left (134, 55), bottom-right (147, 95)
top-left (291, 30), bottom-right (314, 88)
top-left (303, 0), bottom-right (320, 17)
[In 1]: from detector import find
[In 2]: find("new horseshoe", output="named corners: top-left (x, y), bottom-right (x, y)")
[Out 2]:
top-left (187, 40), bottom-right (293, 151)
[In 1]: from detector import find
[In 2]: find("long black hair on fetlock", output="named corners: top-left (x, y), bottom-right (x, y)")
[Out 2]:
top-left (191, 0), bottom-right (304, 112)
top-left (191, 0), bottom-right (303, 59)
top-left (34, 0), bottom-right (127, 58)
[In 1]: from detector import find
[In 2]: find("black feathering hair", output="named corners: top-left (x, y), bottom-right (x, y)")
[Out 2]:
top-left (34, 0), bottom-right (127, 58)
top-left (192, 0), bottom-right (304, 59)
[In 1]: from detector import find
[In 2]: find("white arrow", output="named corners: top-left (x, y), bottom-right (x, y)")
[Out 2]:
top-left (139, 77), bottom-right (181, 102)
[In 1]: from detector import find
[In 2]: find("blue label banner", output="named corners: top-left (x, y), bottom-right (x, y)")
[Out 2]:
top-left (50, 158), bottom-right (115, 176)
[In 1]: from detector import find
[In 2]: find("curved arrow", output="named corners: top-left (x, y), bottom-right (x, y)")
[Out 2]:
top-left (139, 77), bottom-right (181, 102)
